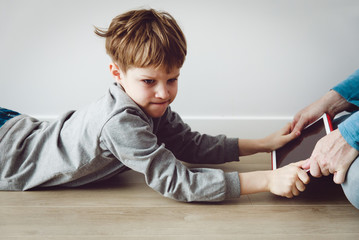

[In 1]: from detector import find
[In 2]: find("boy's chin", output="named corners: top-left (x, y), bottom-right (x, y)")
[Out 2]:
top-left (146, 111), bottom-right (166, 118)
top-left (144, 108), bottom-right (168, 118)
top-left (143, 103), bottom-right (170, 118)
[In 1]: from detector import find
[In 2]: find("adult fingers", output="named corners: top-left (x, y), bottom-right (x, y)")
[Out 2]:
top-left (333, 169), bottom-right (348, 184)
top-left (282, 129), bottom-right (299, 144)
top-left (291, 113), bottom-right (300, 131)
top-left (281, 122), bottom-right (300, 138)
top-left (321, 167), bottom-right (330, 176)
top-left (316, 153), bottom-right (330, 176)
top-left (309, 159), bottom-right (322, 178)
top-left (291, 116), bottom-right (310, 135)
top-left (281, 122), bottom-right (292, 133)
top-left (291, 121), bottom-right (304, 136)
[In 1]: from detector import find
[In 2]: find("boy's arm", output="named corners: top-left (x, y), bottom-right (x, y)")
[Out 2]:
top-left (238, 123), bottom-right (299, 156)
top-left (101, 109), bottom-right (241, 202)
top-left (155, 108), bottom-right (240, 164)
top-left (101, 110), bottom-right (309, 201)
top-left (157, 108), bottom-right (297, 162)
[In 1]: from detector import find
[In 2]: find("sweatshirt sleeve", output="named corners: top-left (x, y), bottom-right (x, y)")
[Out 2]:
top-left (338, 111), bottom-right (359, 151)
top-left (100, 108), bottom-right (241, 202)
top-left (154, 107), bottom-right (240, 164)
top-left (332, 69), bottom-right (359, 151)
top-left (332, 69), bottom-right (359, 107)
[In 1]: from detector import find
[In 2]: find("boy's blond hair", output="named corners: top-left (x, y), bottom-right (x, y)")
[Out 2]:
top-left (95, 9), bottom-right (187, 73)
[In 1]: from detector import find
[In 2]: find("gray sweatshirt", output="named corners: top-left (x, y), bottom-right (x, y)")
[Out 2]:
top-left (0, 83), bottom-right (241, 202)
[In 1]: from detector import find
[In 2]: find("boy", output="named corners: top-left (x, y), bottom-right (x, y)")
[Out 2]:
top-left (0, 9), bottom-right (309, 202)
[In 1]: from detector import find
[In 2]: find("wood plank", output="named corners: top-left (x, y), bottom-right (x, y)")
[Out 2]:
top-left (1, 153), bottom-right (358, 240)
top-left (1, 205), bottom-right (359, 238)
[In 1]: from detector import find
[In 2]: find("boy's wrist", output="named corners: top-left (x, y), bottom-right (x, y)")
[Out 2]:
top-left (237, 138), bottom-right (270, 156)
top-left (238, 170), bottom-right (271, 195)
top-left (263, 171), bottom-right (271, 192)
top-left (257, 137), bottom-right (272, 153)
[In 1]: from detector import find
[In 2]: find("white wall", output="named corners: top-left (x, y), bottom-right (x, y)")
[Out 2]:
top-left (1, 0), bottom-right (359, 137)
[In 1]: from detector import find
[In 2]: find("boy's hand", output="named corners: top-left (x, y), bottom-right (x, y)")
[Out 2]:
top-left (238, 123), bottom-right (299, 156)
top-left (267, 161), bottom-right (310, 198)
top-left (262, 123), bottom-right (299, 152)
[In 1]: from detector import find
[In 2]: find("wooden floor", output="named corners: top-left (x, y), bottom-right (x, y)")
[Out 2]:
top-left (1, 153), bottom-right (359, 239)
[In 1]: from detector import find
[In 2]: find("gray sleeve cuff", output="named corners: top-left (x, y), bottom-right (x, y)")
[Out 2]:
top-left (224, 171), bottom-right (241, 199)
top-left (225, 138), bottom-right (240, 163)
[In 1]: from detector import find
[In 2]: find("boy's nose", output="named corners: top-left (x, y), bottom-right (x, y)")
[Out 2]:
top-left (155, 84), bottom-right (170, 99)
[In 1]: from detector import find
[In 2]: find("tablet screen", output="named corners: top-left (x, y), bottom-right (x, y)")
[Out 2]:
top-left (272, 114), bottom-right (332, 169)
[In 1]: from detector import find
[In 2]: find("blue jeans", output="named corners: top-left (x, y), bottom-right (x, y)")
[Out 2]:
top-left (0, 107), bottom-right (20, 128)
top-left (334, 114), bottom-right (359, 209)
top-left (342, 155), bottom-right (359, 209)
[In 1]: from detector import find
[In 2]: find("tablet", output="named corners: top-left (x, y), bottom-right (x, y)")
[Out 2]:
top-left (271, 113), bottom-right (333, 170)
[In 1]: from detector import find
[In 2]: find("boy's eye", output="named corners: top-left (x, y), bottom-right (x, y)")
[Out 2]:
top-left (168, 78), bottom-right (177, 83)
top-left (143, 79), bottom-right (155, 84)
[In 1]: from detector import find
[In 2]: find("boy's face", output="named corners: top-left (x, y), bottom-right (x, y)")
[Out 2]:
top-left (110, 64), bottom-right (180, 118)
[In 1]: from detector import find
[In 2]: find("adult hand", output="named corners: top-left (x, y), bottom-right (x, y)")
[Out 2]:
top-left (291, 90), bottom-right (351, 134)
top-left (302, 129), bottom-right (359, 184)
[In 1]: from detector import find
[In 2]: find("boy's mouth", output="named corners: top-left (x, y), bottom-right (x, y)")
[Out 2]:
top-left (151, 100), bottom-right (170, 105)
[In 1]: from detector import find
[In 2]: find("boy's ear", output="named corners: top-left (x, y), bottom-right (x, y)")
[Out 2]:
top-left (109, 63), bottom-right (122, 82)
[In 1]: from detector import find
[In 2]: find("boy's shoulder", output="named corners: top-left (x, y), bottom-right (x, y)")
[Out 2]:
top-left (101, 83), bottom-right (153, 124)
top-left (107, 83), bottom-right (147, 116)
